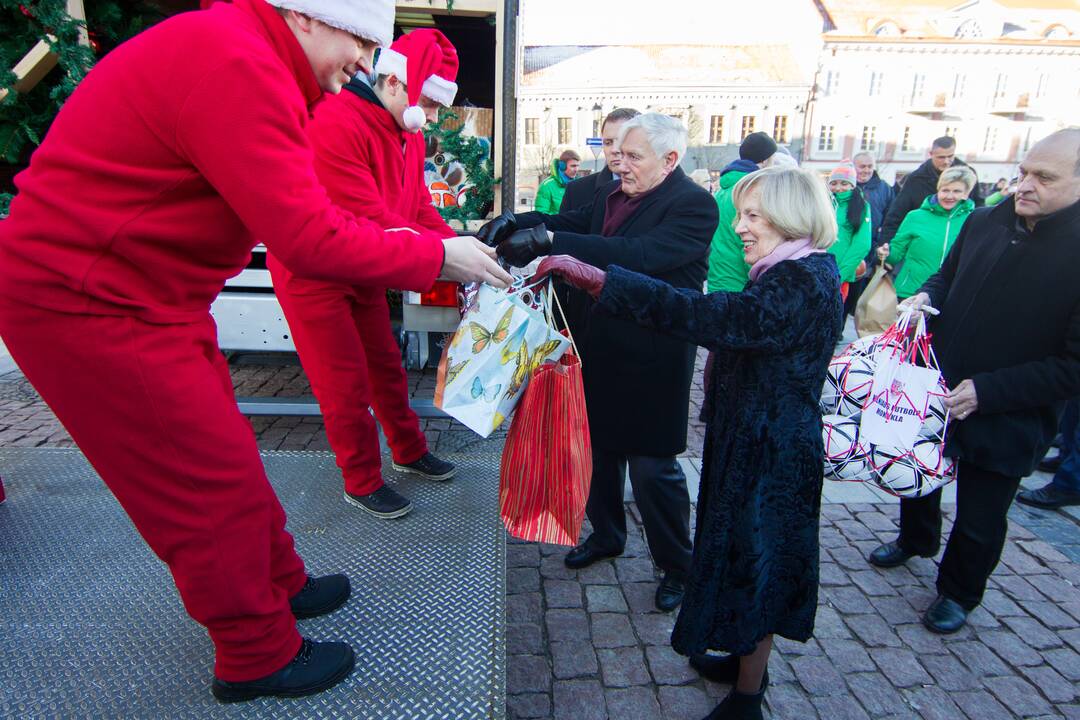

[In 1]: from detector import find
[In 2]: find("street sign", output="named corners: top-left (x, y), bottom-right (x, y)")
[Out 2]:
top-left (585, 137), bottom-right (603, 147)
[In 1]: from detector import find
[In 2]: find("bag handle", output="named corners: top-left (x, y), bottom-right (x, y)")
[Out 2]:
top-left (544, 279), bottom-right (582, 366)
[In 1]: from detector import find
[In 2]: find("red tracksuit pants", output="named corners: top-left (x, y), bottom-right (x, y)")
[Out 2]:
top-left (0, 298), bottom-right (306, 682)
top-left (269, 265), bottom-right (428, 496)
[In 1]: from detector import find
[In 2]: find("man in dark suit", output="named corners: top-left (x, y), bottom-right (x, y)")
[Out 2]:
top-left (477, 113), bottom-right (719, 611)
top-left (868, 128), bottom-right (1080, 634)
top-left (560, 107), bottom-right (640, 213)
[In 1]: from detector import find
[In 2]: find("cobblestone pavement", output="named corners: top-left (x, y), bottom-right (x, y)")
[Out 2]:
top-left (3, 350), bottom-right (1080, 718)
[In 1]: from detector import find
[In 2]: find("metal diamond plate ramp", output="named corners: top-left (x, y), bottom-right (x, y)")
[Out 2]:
top-left (0, 448), bottom-right (506, 719)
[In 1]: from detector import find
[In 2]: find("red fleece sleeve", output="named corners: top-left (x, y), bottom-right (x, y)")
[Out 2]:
top-left (175, 57), bottom-right (442, 291)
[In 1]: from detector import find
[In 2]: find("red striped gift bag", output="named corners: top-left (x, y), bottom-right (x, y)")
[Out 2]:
top-left (498, 345), bottom-right (591, 546)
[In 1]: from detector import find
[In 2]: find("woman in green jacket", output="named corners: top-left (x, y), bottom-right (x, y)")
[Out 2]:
top-left (827, 164), bottom-right (872, 300)
top-left (876, 165), bottom-right (977, 299)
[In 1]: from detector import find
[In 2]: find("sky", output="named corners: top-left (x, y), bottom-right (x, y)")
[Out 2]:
top-left (519, 0), bottom-right (827, 46)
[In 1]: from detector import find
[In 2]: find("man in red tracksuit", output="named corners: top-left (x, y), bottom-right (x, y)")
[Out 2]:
top-left (268, 30), bottom-right (462, 519)
top-left (0, 0), bottom-right (509, 703)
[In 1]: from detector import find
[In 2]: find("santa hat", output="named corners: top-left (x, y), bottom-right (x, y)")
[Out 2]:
top-left (264, 0), bottom-right (395, 47)
top-left (375, 29), bottom-right (459, 132)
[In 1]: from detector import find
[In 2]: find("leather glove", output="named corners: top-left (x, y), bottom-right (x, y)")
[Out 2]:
top-left (475, 209), bottom-right (517, 247)
top-left (496, 224), bottom-right (552, 268)
top-left (532, 255), bottom-right (606, 299)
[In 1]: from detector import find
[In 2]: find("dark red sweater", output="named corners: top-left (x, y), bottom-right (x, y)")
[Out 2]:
top-left (0, 0), bottom-right (443, 323)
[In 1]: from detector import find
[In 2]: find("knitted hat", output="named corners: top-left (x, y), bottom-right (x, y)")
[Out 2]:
top-left (264, 0), bottom-right (395, 47)
top-left (829, 163), bottom-right (857, 185)
top-left (375, 29), bottom-right (460, 132)
top-left (739, 131), bottom-right (778, 164)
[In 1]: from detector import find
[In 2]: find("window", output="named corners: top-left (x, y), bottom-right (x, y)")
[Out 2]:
top-left (1036, 73), bottom-right (1049, 99)
top-left (592, 118), bottom-right (601, 137)
top-left (952, 73), bottom-right (966, 99)
top-left (994, 74), bottom-right (1009, 100)
top-left (860, 125), bottom-right (878, 151)
top-left (911, 73), bottom-right (926, 102)
top-left (955, 19), bottom-right (984, 38)
top-left (869, 71), bottom-right (885, 96)
top-left (818, 125), bottom-right (835, 152)
top-left (709, 115), bottom-right (724, 144)
top-left (825, 70), bottom-right (841, 96)
top-left (944, 126), bottom-right (958, 142)
top-left (773, 115), bottom-right (789, 144)
top-left (901, 126), bottom-right (913, 152)
top-left (557, 117), bottom-right (572, 145)
top-left (524, 118), bottom-right (538, 146)
top-left (740, 116), bottom-right (756, 140)
top-left (983, 126), bottom-right (998, 153)
top-left (1022, 126), bottom-right (1033, 152)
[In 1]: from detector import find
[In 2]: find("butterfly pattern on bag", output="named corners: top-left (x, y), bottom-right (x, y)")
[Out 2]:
top-left (469, 306), bottom-right (514, 354)
top-left (504, 338), bottom-right (564, 400)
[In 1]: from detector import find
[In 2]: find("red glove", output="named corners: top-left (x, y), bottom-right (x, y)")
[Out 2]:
top-left (532, 255), bottom-right (606, 298)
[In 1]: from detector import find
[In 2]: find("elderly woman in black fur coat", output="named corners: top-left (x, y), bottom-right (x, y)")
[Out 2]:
top-left (535, 166), bottom-right (843, 720)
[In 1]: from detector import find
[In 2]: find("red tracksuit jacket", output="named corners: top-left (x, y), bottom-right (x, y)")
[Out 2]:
top-left (0, 0), bottom-right (443, 323)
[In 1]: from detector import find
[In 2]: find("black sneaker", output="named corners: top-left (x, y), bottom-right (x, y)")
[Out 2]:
top-left (392, 452), bottom-right (456, 481)
top-left (211, 638), bottom-right (355, 703)
top-left (344, 485), bottom-right (412, 519)
top-left (290, 574), bottom-right (351, 619)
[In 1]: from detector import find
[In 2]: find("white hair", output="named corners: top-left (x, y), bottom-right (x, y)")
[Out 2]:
top-left (616, 112), bottom-right (688, 163)
top-left (731, 167), bottom-right (838, 250)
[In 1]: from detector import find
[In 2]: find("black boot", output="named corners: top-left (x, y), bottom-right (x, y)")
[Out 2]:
top-left (702, 684), bottom-right (766, 720)
top-left (689, 653), bottom-right (770, 689)
top-left (211, 638), bottom-right (355, 703)
top-left (290, 574), bottom-right (351, 619)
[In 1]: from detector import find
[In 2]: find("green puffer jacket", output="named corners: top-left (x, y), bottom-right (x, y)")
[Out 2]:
top-left (886, 194), bottom-right (974, 299)
top-left (828, 190), bottom-right (872, 283)
top-left (706, 168), bottom-right (752, 292)
top-left (534, 158), bottom-right (569, 214)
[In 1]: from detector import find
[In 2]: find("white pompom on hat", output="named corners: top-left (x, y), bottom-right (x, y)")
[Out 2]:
top-left (265, 0), bottom-right (395, 47)
top-left (375, 28), bottom-right (460, 132)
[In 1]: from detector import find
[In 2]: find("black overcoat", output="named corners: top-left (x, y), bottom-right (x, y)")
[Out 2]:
top-left (921, 198), bottom-right (1080, 478)
top-left (595, 255), bottom-right (843, 655)
top-left (514, 167), bottom-right (718, 456)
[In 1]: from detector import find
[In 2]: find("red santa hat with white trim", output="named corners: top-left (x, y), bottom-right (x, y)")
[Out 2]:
top-left (375, 29), bottom-right (460, 132)
top-left (264, 0), bottom-right (395, 47)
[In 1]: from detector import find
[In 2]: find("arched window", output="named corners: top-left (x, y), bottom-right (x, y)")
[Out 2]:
top-left (955, 19), bottom-right (984, 38)
top-left (1044, 24), bottom-right (1070, 39)
top-left (873, 20), bottom-right (901, 36)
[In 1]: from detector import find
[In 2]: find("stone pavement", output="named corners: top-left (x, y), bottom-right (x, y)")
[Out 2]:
top-left (2, 349), bottom-right (1080, 718)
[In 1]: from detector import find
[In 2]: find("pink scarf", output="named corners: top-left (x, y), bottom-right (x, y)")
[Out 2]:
top-left (748, 237), bottom-right (822, 282)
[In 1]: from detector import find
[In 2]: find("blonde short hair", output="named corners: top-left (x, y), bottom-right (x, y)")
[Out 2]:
top-left (731, 166), bottom-right (838, 249)
top-left (938, 166), bottom-right (977, 191)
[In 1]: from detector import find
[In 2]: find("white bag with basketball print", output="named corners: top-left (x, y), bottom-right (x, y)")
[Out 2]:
top-left (434, 276), bottom-right (571, 438)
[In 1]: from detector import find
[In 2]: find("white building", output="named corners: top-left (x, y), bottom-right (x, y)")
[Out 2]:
top-left (803, 0), bottom-right (1080, 186)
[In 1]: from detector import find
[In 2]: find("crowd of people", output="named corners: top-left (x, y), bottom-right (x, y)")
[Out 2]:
top-left (1, 0), bottom-right (1079, 716)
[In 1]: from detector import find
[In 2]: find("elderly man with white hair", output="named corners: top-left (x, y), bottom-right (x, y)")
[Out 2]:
top-left (477, 113), bottom-right (719, 611)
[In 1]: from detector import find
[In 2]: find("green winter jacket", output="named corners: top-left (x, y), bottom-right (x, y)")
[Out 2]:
top-left (534, 158), bottom-right (569, 214)
top-left (886, 194), bottom-right (974, 299)
top-left (706, 168), bottom-right (752, 292)
top-left (828, 190), bottom-right (872, 283)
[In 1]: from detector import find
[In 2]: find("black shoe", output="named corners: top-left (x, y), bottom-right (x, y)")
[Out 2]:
top-left (923, 594), bottom-right (968, 634)
top-left (656, 573), bottom-right (686, 612)
top-left (1038, 454), bottom-right (1063, 473)
top-left (868, 540), bottom-right (928, 568)
top-left (702, 684), bottom-right (765, 720)
top-left (392, 452), bottom-right (456, 481)
top-left (689, 654), bottom-right (770, 689)
top-left (564, 542), bottom-right (620, 569)
top-left (344, 485), bottom-right (412, 519)
top-left (290, 574), bottom-right (351, 619)
top-left (1017, 483), bottom-right (1080, 509)
top-left (211, 638), bottom-right (355, 703)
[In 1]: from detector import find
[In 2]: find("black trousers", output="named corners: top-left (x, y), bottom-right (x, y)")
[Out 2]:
top-left (584, 446), bottom-right (693, 577)
top-left (898, 461), bottom-right (1021, 610)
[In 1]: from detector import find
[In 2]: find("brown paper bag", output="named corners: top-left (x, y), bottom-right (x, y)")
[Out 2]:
top-left (854, 261), bottom-right (897, 337)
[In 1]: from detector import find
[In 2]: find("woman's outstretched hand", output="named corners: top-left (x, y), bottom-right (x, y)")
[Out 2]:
top-left (532, 255), bottom-right (607, 298)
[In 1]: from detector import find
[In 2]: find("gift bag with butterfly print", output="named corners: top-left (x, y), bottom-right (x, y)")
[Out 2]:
top-left (434, 276), bottom-right (571, 437)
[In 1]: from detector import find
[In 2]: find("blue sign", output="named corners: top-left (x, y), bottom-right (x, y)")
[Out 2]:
top-left (585, 137), bottom-right (603, 147)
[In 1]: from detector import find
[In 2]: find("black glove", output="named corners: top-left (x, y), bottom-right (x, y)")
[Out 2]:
top-left (475, 209), bottom-right (517, 247)
top-left (497, 225), bottom-right (553, 267)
